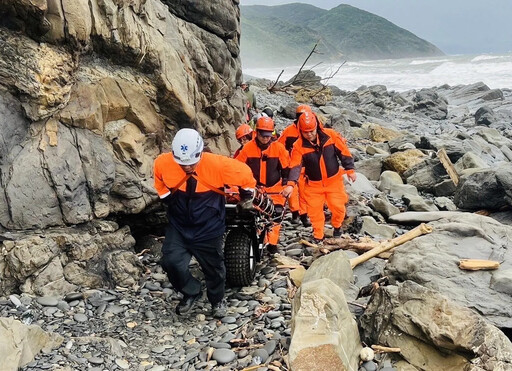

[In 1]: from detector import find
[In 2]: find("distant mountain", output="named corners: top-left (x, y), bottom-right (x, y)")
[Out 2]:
top-left (240, 3), bottom-right (444, 68)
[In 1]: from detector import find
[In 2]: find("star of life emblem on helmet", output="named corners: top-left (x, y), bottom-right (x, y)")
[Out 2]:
top-left (181, 144), bottom-right (188, 153)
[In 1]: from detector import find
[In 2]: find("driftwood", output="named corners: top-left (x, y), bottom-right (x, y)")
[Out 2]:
top-left (350, 223), bottom-right (434, 269)
top-left (302, 237), bottom-right (393, 259)
top-left (459, 259), bottom-right (500, 271)
top-left (437, 148), bottom-right (459, 186)
top-left (323, 236), bottom-right (392, 258)
top-left (371, 345), bottom-right (401, 353)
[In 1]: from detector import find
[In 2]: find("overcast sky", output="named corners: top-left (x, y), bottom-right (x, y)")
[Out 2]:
top-left (240, 0), bottom-right (512, 55)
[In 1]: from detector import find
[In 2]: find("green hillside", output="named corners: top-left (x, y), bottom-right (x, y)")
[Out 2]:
top-left (240, 3), bottom-right (444, 68)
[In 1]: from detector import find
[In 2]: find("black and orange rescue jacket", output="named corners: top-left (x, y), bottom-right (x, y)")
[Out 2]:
top-left (154, 152), bottom-right (256, 241)
top-left (235, 139), bottom-right (291, 188)
top-left (289, 128), bottom-right (355, 183)
top-left (278, 121), bottom-right (299, 153)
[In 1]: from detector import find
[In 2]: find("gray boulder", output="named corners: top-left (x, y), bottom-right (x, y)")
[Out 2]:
top-left (385, 213), bottom-right (512, 328)
top-left (412, 89), bottom-right (448, 120)
top-left (454, 163), bottom-right (512, 210)
top-left (475, 106), bottom-right (497, 126)
top-left (360, 281), bottom-right (512, 371)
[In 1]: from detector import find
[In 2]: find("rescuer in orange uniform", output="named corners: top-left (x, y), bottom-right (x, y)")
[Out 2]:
top-left (154, 128), bottom-right (256, 318)
top-left (278, 104), bottom-right (313, 227)
top-left (289, 111), bottom-right (356, 243)
top-left (236, 117), bottom-right (293, 253)
top-left (233, 123), bottom-right (253, 158)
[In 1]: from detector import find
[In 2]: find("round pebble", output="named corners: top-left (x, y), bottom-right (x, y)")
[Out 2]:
top-left (212, 349), bottom-right (236, 364)
top-left (73, 313), bottom-right (88, 322)
top-left (264, 340), bottom-right (277, 355)
top-left (65, 292), bottom-right (83, 302)
top-left (115, 359), bottom-right (130, 369)
top-left (362, 360), bottom-right (378, 371)
top-left (37, 297), bottom-right (59, 307)
top-left (252, 349), bottom-right (269, 363)
top-left (151, 346), bottom-right (166, 354)
top-left (88, 357), bottom-right (104, 365)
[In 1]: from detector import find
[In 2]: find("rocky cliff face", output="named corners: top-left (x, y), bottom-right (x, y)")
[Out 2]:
top-left (0, 0), bottom-right (244, 231)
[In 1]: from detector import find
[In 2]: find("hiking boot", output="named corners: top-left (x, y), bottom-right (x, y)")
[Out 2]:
top-left (300, 214), bottom-right (312, 227)
top-left (267, 244), bottom-right (278, 254)
top-left (290, 211), bottom-right (301, 225)
top-left (176, 294), bottom-right (199, 315)
top-left (212, 299), bottom-right (228, 318)
top-left (312, 237), bottom-right (324, 245)
top-left (333, 227), bottom-right (342, 238)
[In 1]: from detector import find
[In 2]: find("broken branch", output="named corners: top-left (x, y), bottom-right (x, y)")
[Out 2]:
top-left (371, 345), bottom-right (401, 353)
top-left (437, 148), bottom-right (459, 186)
top-left (350, 223), bottom-right (433, 269)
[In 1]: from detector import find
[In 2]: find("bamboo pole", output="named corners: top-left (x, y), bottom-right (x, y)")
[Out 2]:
top-left (350, 223), bottom-right (433, 269)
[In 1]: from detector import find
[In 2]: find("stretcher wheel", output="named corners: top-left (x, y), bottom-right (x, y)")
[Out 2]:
top-left (224, 228), bottom-right (257, 286)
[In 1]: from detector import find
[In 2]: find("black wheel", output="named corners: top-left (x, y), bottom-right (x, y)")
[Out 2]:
top-left (224, 228), bottom-right (257, 287)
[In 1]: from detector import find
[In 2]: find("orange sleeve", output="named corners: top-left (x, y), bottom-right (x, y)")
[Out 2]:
top-left (219, 155), bottom-right (256, 188)
top-left (153, 156), bottom-right (171, 198)
top-left (235, 145), bottom-right (248, 163)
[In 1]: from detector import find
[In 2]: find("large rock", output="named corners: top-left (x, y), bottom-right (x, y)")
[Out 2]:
top-left (454, 163), bottom-right (512, 210)
top-left (0, 222), bottom-right (141, 296)
top-left (382, 149), bottom-right (426, 176)
top-left (0, 0), bottom-right (246, 230)
top-left (290, 251), bottom-right (361, 371)
top-left (360, 281), bottom-right (512, 371)
top-left (0, 317), bottom-right (63, 371)
top-left (412, 88), bottom-right (448, 120)
top-left (0, 29), bottom-right (75, 120)
top-left (385, 213), bottom-right (512, 328)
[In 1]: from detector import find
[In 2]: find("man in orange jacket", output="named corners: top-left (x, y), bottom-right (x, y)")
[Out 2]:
top-left (236, 117), bottom-right (293, 253)
top-left (278, 104), bottom-right (312, 227)
top-left (289, 111), bottom-right (356, 243)
top-left (233, 123), bottom-right (253, 158)
top-left (154, 128), bottom-right (256, 318)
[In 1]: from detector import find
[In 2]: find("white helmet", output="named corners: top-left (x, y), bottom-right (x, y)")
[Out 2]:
top-left (172, 128), bottom-right (204, 165)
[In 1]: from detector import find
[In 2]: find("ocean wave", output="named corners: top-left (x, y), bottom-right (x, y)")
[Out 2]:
top-left (471, 55), bottom-right (502, 62)
top-left (410, 59), bottom-right (450, 65)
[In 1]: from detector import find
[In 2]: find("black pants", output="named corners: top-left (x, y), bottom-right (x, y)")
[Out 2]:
top-left (161, 225), bottom-right (225, 305)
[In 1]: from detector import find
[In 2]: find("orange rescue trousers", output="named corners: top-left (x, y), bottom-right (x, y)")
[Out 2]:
top-left (304, 171), bottom-right (348, 240)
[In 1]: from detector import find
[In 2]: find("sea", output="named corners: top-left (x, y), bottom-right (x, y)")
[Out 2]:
top-left (243, 53), bottom-right (512, 93)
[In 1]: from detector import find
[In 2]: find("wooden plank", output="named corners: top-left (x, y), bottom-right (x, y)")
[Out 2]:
top-left (459, 259), bottom-right (500, 271)
top-left (437, 148), bottom-right (459, 186)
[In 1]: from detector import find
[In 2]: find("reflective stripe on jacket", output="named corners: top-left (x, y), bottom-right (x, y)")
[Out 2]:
top-left (154, 152), bottom-right (256, 241)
